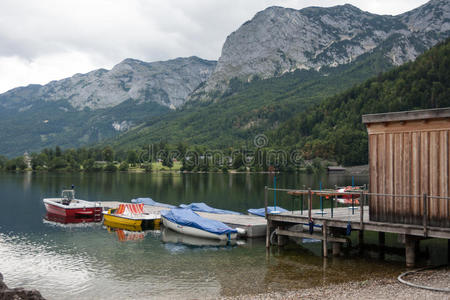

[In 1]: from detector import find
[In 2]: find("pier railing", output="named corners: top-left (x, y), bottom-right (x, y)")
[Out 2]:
top-left (264, 186), bottom-right (450, 237)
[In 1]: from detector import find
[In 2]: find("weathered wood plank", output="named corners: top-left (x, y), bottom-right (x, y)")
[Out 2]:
top-left (439, 131), bottom-right (449, 226)
top-left (420, 131), bottom-right (429, 220)
top-left (411, 132), bottom-right (420, 224)
top-left (386, 133), bottom-right (394, 222)
top-left (394, 133), bottom-right (402, 223)
top-left (362, 108), bottom-right (450, 124)
top-left (369, 134), bottom-right (378, 220)
top-left (403, 132), bottom-right (412, 223)
top-left (430, 131), bottom-right (439, 225)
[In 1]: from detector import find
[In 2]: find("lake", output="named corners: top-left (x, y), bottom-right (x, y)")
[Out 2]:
top-left (0, 172), bottom-right (444, 299)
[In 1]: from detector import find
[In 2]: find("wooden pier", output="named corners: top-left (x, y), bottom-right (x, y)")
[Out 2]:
top-left (99, 201), bottom-right (266, 238)
top-left (264, 187), bottom-right (450, 267)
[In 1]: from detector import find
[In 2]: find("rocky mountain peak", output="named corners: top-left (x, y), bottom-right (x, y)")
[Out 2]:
top-left (0, 56), bottom-right (217, 112)
top-left (191, 0), bottom-right (450, 102)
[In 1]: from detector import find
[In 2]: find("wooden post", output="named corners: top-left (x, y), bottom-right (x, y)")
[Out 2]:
top-left (379, 232), bottom-right (386, 260)
top-left (300, 194), bottom-right (303, 215)
top-left (266, 220), bottom-right (271, 248)
top-left (359, 192), bottom-right (365, 245)
top-left (322, 221), bottom-right (328, 257)
top-left (352, 194), bottom-right (355, 215)
top-left (265, 186), bottom-right (270, 248)
top-left (308, 188), bottom-right (312, 222)
top-left (423, 193), bottom-right (428, 237)
top-left (379, 232), bottom-right (385, 248)
top-left (448, 239), bottom-right (450, 264)
top-left (360, 192), bottom-right (364, 229)
top-left (331, 195), bottom-right (335, 218)
top-left (405, 235), bottom-right (416, 267)
top-left (277, 226), bottom-right (287, 247)
top-left (264, 186), bottom-right (268, 219)
top-left (332, 242), bottom-right (341, 256)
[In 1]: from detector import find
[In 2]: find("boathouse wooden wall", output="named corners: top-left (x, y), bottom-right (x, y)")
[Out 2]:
top-left (363, 109), bottom-right (450, 227)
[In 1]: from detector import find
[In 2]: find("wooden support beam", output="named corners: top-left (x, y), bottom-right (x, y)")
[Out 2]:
top-left (332, 242), bottom-right (342, 256)
top-left (405, 235), bottom-right (418, 267)
top-left (423, 193), bottom-right (428, 237)
top-left (265, 186), bottom-right (270, 248)
top-left (266, 220), bottom-right (271, 248)
top-left (379, 232), bottom-right (385, 247)
top-left (448, 239), bottom-right (450, 264)
top-left (275, 228), bottom-right (348, 244)
top-left (323, 221), bottom-right (328, 257)
top-left (308, 188), bottom-right (312, 221)
top-left (277, 226), bottom-right (287, 247)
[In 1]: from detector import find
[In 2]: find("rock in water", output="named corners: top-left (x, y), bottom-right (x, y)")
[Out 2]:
top-left (0, 272), bottom-right (45, 300)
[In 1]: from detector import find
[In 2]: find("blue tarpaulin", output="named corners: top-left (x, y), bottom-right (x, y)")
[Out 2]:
top-left (131, 198), bottom-right (176, 208)
top-left (247, 206), bottom-right (288, 217)
top-left (179, 203), bottom-right (241, 215)
top-left (161, 208), bottom-right (237, 235)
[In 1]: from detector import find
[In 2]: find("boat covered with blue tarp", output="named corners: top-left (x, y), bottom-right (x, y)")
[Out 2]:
top-left (179, 203), bottom-right (241, 215)
top-left (161, 208), bottom-right (237, 240)
top-left (131, 198), bottom-right (176, 208)
top-left (247, 206), bottom-right (288, 217)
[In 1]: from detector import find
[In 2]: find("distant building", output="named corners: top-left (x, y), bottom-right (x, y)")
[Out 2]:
top-left (327, 166), bottom-right (346, 172)
top-left (23, 152), bottom-right (31, 169)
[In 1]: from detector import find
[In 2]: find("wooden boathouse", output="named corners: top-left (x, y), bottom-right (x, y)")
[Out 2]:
top-left (364, 108), bottom-right (450, 227)
top-left (265, 108), bottom-right (450, 267)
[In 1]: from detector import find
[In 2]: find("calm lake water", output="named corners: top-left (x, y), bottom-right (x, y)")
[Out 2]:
top-left (0, 172), bottom-right (446, 299)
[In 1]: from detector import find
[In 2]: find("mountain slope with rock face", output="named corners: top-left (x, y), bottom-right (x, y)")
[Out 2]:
top-left (191, 0), bottom-right (450, 101)
top-left (1, 56), bottom-right (216, 112)
top-left (0, 56), bottom-right (216, 156)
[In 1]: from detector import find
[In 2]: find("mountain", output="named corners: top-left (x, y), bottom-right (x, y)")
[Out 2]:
top-left (0, 57), bottom-right (216, 156)
top-left (191, 0), bottom-right (450, 101)
top-left (1, 0), bottom-right (450, 157)
top-left (106, 48), bottom-right (394, 150)
top-left (106, 0), bottom-right (450, 151)
top-left (270, 38), bottom-right (450, 166)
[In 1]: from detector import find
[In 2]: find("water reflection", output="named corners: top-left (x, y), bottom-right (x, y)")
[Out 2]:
top-left (1, 171), bottom-right (430, 299)
top-left (161, 226), bottom-right (237, 248)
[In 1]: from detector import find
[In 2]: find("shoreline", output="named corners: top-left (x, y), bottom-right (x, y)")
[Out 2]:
top-left (222, 276), bottom-right (449, 300)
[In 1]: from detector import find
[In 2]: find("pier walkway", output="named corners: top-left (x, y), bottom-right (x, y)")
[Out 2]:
top-left (264, 187), bottom-right (450, 267)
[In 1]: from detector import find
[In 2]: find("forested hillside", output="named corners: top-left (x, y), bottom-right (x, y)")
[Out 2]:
top-left (271, 38), bottom-right (450, 166)
top-left (108, 48), bottom-right (393, 150)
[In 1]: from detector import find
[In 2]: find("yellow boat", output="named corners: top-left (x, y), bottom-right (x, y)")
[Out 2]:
top-left (102, 203), bottom-right (161, 229)
top-left (104, 219), bottom-right (143, 232)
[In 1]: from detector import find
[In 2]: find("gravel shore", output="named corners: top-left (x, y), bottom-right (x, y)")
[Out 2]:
top-left (222, 274), bottom-right (450, 300)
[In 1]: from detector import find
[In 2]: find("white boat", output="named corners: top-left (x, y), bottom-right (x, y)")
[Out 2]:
top-left (161, 226), bottom-right (235, 247)
top-left (161, 208), bottom-right (237, 241)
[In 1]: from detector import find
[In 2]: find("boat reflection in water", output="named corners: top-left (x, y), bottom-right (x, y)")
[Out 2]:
top-left (103, 219), bottom-right (160, 242)
top-left (44, 212), bottom-right (102, 226)
top-left (161, 226), bottom-right (238, 247)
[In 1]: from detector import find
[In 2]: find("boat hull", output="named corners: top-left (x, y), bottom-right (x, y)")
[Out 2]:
top-left (44, 201), bottom-right (102, 218)
top-left (103, 213), bottom-right (143, 226)
top-left (103, 211), bottom-right (161, 229)
top-left (45, 212), bottom-right (102, 224)
top-left (162, 217), bottom-right (237, 241)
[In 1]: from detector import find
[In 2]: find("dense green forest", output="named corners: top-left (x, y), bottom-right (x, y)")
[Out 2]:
top-left (271, 38), bottom-right (450, 165)
top-left (0, 143), bottom-right (325, 173)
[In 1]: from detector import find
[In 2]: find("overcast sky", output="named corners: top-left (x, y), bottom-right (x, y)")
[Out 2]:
top-left (0, 0), bottom-right (429, 93)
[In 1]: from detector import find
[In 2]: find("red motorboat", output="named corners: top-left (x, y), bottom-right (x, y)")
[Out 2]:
top-left (44, 212), bottom-right (102, 224)
top-left (43, 190), bottom-right (102, 218)
top-left (336, 186), bottom-right (361, 205)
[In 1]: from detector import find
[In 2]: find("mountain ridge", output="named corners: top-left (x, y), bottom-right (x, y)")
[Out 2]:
top-left (190, 0), bottom-right (450, 101)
